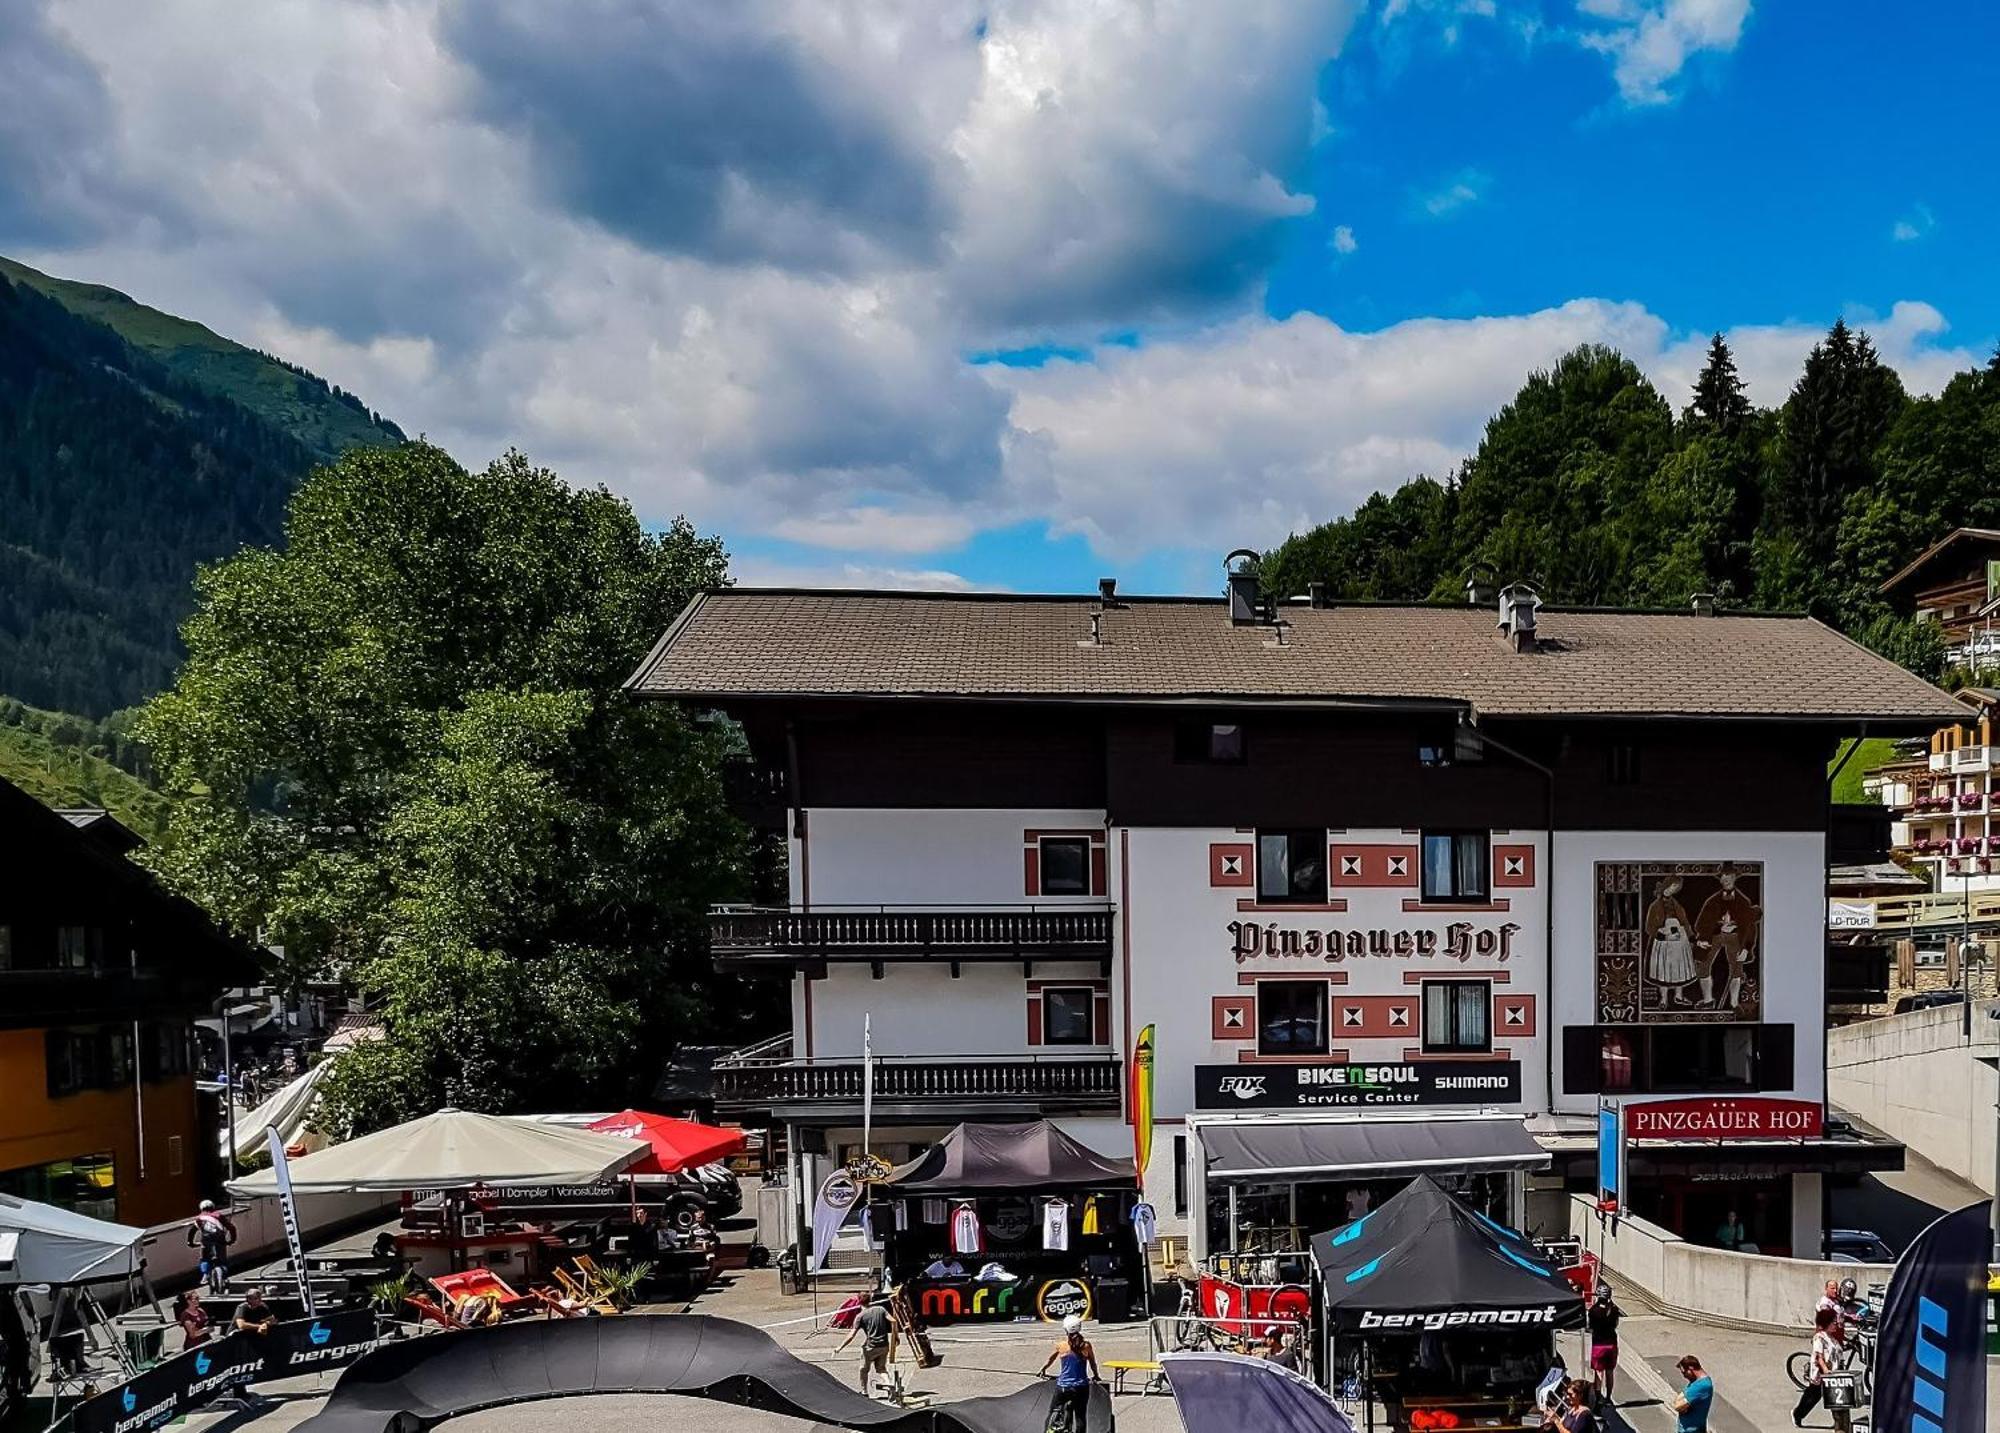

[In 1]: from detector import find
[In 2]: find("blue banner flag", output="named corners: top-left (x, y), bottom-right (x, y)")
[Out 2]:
top-left (1869, 1200), bottom-right (1990, 1433)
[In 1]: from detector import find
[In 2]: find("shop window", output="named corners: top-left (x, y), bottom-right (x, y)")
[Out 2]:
top-left (1175, 720), bottom-right (1245, 764)
top-left (1422, 980), bottom-right (1492, 1054)
top-left (1038, 837), bottom-right (1091, 896)
top-left (1562, 1024), bottom-right (1795, 1094)
top-left (1419, 831), bottom-right (1489, 902)
top-left (1257, 829), bottom-right (1327, 904)
top-left (1257, 980), bottom-right (1328, 1056)
top-left (1041, 986), bottom-right (1096, 1046)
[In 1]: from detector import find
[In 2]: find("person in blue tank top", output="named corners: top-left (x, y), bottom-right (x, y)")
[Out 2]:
top-left (1038, 1314), bottom-right (1099, 1433)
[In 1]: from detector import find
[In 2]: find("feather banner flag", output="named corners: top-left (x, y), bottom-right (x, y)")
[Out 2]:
top-left (1131, 1023), bottom-right (1156, 1176)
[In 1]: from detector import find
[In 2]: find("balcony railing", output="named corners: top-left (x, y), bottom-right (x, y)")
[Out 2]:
top-left (712, 1053), bottom-right (1122, 1109)
top-left (710, 904), bottom-right (1114, 963)
top-left (1837, 887), bottom-right (2000, 932)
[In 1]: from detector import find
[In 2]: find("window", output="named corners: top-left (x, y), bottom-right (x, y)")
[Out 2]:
top-left (1257, 980), bottom-right (1328, 1056)
top-left (1562, 1024), bottom-right (1794, 1094)
top-left (1607, 744), bottom-right (1641, 785)
top-left (1422, 980), bottom-right (1491, 1054)
top-left (1420, 831), bottom-right (1489, 902)
top-left (1041, 987), bottom-right (1096, 1046)
top-left (1176, 720), bottom-right (1245, 764)
top-left (0, 924), bottom-right (10, 969)
top-left (0, 1154), bottom-right (118, 1222)
top-left (1257, 829), bottom-right (1327, 904)
top-left (167, 1136), bottom-right (184, 1178)
top-left (1173, 1134), bottom-right (1189, 1216)
top-left (1038, 837), bottom-right (1091, 896)
top-left (58, 925), bottom-right (92, 968)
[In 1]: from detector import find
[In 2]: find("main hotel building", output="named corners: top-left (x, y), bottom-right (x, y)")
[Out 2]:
top-left (629, 573), bottom-right (1960, 1263)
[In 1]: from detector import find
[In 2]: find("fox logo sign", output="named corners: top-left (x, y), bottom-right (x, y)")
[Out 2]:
top-left (1218, 1075), bottom-right (1267, 1101)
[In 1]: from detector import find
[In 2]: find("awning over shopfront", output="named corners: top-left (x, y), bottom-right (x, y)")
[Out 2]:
top-left (1202, 1115), bottom-right (1550, 1181)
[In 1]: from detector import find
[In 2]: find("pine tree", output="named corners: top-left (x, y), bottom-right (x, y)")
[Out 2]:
top-left (1687, 333), bottom-right (1751, 435)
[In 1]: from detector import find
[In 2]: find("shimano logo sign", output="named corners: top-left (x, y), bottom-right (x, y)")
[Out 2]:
top-left (1912, 1295), bottom-right (1948, 1433)
top-left (1358, 1305), bottom-right (1559, 1333)
top-left (1217, 1075), bottom-right (1268, 1101)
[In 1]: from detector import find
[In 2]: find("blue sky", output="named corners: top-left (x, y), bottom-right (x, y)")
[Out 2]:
top-left (3, 2), bottom-right (1992, 598)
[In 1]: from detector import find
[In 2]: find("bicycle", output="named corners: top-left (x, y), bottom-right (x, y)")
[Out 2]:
top-left (1786, 1315), bottom-right (1875, 1390)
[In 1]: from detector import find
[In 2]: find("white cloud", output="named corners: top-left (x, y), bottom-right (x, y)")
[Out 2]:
top-left (1579, 0), bottom-right (1750, 106)
top-left (1331, 224), bottom-right (1359, 254)
top-left (727, 557), bottom-right (985, 592)
top-left (990, 296), bottom-right (1981, 557)
top-left (1420, 171), bottom-right (1485, 217)
top-left (770, 508), bottom-right (977, 554)
top-left (1892, 203), bottom-right (1935, 243)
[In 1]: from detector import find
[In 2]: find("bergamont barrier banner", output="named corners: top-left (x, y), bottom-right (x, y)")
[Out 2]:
top-left (1868, 1199), bottom-right (1991, 1433)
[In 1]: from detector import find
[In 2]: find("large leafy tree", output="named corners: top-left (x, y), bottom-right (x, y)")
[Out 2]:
top-left (140, 443), bottom-right (750, 1132)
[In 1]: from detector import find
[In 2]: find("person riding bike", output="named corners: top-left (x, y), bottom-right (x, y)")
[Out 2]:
top-left (1038, 1315), bottom-right (1099, 1433)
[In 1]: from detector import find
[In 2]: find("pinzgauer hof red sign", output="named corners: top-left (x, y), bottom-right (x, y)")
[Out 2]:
top-left (1624, 1097), bottom-right (1822, 1140)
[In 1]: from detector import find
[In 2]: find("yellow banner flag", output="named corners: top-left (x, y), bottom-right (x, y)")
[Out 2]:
top-left (1131, 1023), bottom-right (1156, 1176)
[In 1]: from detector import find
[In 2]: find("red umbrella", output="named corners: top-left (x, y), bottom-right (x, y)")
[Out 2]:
top-left (585, 1110), bottom-right (746, 1175)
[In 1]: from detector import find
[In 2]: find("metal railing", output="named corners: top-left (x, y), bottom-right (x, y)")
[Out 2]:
top-left (1838, 887), bottom-right (2000, 931)
top-left (712, 1052), bottom-right (1122, 1106)
top-left (710, 904), bottom-right (1114, 959)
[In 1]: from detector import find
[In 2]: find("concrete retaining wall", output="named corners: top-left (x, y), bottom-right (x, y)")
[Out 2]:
top-left (1827, 1003), bottom-right (1998, 1193)
top-left (133, 1190), bottom-right (396, 1290)
top-left (1566, 1194), bottom-right (1891, 1333)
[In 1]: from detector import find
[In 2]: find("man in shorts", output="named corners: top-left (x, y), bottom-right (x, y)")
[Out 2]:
top-left (838, 1293), bottom-right (894, 1396)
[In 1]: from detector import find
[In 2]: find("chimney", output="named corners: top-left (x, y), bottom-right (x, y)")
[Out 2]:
top-left (1307, 581), bottom-right (1328, 610)
top-left (1690, 591), bottom-right (1716, 616)
top-left (1464, 563), bottom-right (1498, 606)
top-left (1225, 549), bottom-right (1266, 626)
top-left (1098, 576), bottom-right (1118, 603)
top-left (1497, 582), bottom-right (1541, 653)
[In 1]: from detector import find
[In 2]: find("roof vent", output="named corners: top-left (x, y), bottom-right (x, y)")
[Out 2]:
top-left (1098, 576), bottom-right (1118, 603)
top-left (1497, 582), bottom-right (1541, 653)
top-left (1307, 581), bottom-right (1329, 610)
top-left (1690, 591), bottom-right (1717, 616)
top-left (1464, 562), bottom-right (1498, 606)
top-left (1225, 549), bottom-right (1268, 626)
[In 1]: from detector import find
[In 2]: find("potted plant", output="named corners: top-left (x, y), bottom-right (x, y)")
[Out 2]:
top-left (592, 1261), bottom-right (654, 1310)
top-left (368, 1270), bottom-right (418, 1331)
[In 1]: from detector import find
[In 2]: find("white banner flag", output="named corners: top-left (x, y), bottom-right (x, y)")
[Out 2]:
top-left (807, 1168), bottom-right (861, 1273)
top-left (266, 1129), bottom-right (317, 1315)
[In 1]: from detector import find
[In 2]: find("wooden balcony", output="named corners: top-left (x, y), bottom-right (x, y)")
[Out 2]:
top-left (709, 904), bottom-right (1114, 970)
top-left (711, 1052), bottom-right (1122, 1115)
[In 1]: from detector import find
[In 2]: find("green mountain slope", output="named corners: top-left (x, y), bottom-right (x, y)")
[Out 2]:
top-left (0, 698), bottom-right (169, 837)
top-left (0, 255), bottom-right (402, 462)
top-left (0, 258), bottom-right (405, 717)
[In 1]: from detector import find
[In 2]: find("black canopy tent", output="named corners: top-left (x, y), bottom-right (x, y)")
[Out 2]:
top-left (1308, 1177), bottom-right (1583, 1432)
top-left (879, 1121), bottom-right (1143, 1323)
top-left (886, 1121), bottom-right (1137, 1192)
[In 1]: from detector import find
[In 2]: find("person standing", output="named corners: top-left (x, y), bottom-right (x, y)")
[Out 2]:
top-left (1793, 1307), bottom-right (1845, 1427)
top-left (1713, 1210), bottom-right (1746, 1250)
top-left (838, 1293), bottom-right (894, 1396)
top-left (173, 1290), bottom-right (212, 1351)
top-left (1038, 1314), bottom-right (1098, 1433)
top-left (1543, 1379), bottom-right (1601, 1433)
top-left (1672, 1355), bottom-right (1713, 1433)
top-left (1585, 1284), bottom-right (1622, 1404)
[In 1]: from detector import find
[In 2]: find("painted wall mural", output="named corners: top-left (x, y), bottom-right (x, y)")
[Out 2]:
top-left (1595, 861), bottom-right (1763, 1022)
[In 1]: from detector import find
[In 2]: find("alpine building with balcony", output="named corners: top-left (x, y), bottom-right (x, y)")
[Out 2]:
top-left (629, 562), bottom-right (1960, 1266)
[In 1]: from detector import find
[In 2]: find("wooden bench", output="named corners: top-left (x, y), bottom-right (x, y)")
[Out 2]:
top-left (1104, 1360), bottom-right (1165, 1395)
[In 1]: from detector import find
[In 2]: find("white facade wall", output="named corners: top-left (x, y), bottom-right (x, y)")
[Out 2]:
top-left (1549, 829), bottom-right (1827, 1113)
top-left (803, 959), bottom-right (1110, 1060)
top-left (792, 807), bottom-right (1107, 906)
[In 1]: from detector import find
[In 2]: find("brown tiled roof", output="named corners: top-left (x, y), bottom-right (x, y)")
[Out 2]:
top-left (626, 590), bottom-right (1965, 722)
top-left (1879, 527), bottom-right (2000, 597)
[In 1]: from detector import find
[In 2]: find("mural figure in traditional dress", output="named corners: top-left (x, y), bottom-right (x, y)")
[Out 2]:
top-left (1643, 874), bottom-right (1700, 1007)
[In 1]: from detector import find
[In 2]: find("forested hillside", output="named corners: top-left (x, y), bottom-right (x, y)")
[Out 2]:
top-left (1263, 325), bottom-right (2000, 680)
top-left (0, 258), bottom-right (403, 716)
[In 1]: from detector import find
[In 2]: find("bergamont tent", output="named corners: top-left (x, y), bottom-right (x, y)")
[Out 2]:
top-left (0, 1194), bottom-right (145, 1286)
top-left (227, 1108), bottom-right (647, 1196)
top-left (1309, 1176), bottom-right (1584, 1332)
top-left (886, 1120), bottom-right (1136, 1192)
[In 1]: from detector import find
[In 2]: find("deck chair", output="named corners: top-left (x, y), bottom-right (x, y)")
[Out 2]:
top-left (405, 1293), bottom-right (460, 1331)
top-left (553, 1265), bottom-right (619, 1314)
top-left (430, 1269), bottom-right (538, 1322)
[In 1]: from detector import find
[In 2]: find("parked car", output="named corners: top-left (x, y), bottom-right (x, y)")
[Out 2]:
top-left (1826, 1228), bottom-right (1896, 1264)
top-left (1893, 990), bottom-right (1966, 1013)
top-left (682, 1162), bottom-right (743, 1220)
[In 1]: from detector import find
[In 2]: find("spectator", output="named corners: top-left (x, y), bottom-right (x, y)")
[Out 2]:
top-left (173, 1290), bottom-right (212, 1350)
top-left (838, 1293), bottom-right (894, 1396)
top-left (233, 1288), bottom-right (277, 1337)
top-left (1673, 1355), bottom-right (1713, 1433)
top-left (1713, 1210), bottom-right (1746, 1250)
top-left (1586, 1283), bottom-right (1622, 1405)
top-left (1259, 1326), bottom-right (1301, 1372)
top-left (1544, 1378), bottom-right (1600, 1433)
top-left (1793, 1306), bottom-right (1844, 1426)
